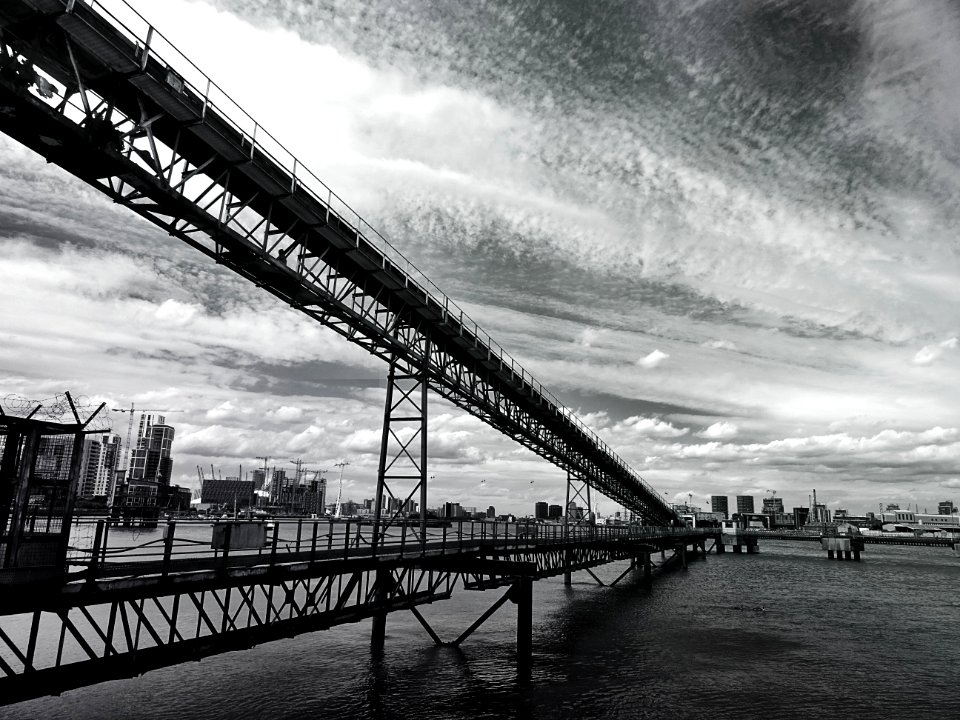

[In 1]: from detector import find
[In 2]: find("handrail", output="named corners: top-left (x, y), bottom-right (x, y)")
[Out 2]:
top-left (67, 518), bottom-right (709, 578)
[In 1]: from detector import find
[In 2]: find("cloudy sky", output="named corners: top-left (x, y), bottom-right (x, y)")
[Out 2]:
top-left (2, 0), bottom-right (958, 516)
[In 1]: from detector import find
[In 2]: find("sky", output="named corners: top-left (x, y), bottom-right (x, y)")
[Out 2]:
top-left (1, 0), bottom-right (958, 516)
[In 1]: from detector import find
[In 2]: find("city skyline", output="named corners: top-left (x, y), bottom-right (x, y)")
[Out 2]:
top-left (1, 0), bottom-right (958, 517)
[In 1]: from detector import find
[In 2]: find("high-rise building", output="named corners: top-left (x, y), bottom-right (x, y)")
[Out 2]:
top-left (938, 500), bottom-right (956, 515)
top-left (251, 469), bottom-right (266, 490)
top-left (762, 496), bottom-right (784, 515)
top-left (79, 433), bottom-right (121, 499)
top-left (548, 504), bottom-right (563, 519)
top-left (711, 495), bottom-right (729, 519)
top-left (535, 501), bottom-right (548, 519)
top-left (736, 495), bottom-right (755, 514)
top-left (128, 414), bottom-right (175, 487)
top-left (486, 506), bottom-right (496, 519)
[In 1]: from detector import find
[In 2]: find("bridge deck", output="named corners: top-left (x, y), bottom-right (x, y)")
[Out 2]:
top-left (0, 523), bottom-right (713, 704)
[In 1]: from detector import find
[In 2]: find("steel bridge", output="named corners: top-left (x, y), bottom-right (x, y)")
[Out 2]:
top-left (0, 0), bottom-right (676, 532)
top-left (0, 516), bottom-right (715, 705)
top-left (0, 0), bottom-right (700, 704)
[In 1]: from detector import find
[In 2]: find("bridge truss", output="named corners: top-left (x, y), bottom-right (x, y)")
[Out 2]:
top-left (0, 523), bottom-right (711, 705)
top-left (0, 0), bottom-right (676, 526)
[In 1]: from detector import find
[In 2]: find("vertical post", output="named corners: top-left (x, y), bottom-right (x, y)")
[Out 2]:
top-left (370, 566), bottom-right (390, 654)
top-left (0, 430), bottom-right (22, 560)
top-left (269, 520), bottom-right (279, 566)
top-left (514, 576), bottom-right (533, 678)
top-left (4, 427), bottom-right (39, 568)
top-left (680, 544), bottom-right (687, 570)
top-left (88, 518), bottom-right (105, 581)
top-left (162, 520), bottom-right (176, 578)
top-left (372, 360), bottom-right (396, 558)
top-left (219, 523), bottom-right (232, 572)
top-left (296, 519), bottom-right (303, 554)
top-left (310, 520), bottom-right (318, 563)
top-left (54, 429), bottom-right (86, 571)
top-left (420, 342), bottom-right (429, 554)
top-left (643, 552), bottom-right (652, 588)
top-left (343, 521), bottom-right (351, 559)
top-left (563, 471), bottom-right (572, 586)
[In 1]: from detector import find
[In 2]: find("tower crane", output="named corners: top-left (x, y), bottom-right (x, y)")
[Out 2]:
top-left (109, 404), bottom-right (184, 506)
top-left (255, 455), bottom-right (271, 501)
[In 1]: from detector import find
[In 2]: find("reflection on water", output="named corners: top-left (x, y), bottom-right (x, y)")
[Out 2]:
top-left (6, 540), bottom-right (960, 719)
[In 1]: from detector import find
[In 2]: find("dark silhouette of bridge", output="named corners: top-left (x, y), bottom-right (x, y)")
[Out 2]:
top-left (0, 0), bottom-right (710, 705)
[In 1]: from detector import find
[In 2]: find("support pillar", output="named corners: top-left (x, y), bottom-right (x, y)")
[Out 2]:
top-left (373, 336), bottom-right (430, 557)
top-left (733, 544), bottom-right (742, 554)
top-left (643, 552), bottom-right (652, 588)
top-left (371, 567), bottom-right (391, 653)
top-left (827, 549), bottom-right (834, 559)
top-left (680, 545), bottom-right (687, 570)
top-left (514, 576), bottom-right (533, 677)
top-left (853, 548), bottom-right (860, 561)
top-left (844, 550), bottom-right (851, 560)
top-left (716, 542), bottom-right (725, 554)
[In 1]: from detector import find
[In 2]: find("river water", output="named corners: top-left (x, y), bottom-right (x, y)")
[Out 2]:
top-left (5, 539), bottom-right (958, 719)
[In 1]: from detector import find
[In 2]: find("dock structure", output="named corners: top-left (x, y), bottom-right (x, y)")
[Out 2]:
top-left (820, 534), bottom-right (865, 561)
top-left (0, 515), bottom-right (716, 705)
top-left (716, 527), bottom-right (760, 555)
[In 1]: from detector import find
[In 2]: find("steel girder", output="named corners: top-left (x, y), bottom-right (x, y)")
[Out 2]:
top-left (0, 0), bottom-right (676, 525)
top-left (0, 559), bottom-right (456, 705)
top-left (373, 354), bottom-right (430, 553)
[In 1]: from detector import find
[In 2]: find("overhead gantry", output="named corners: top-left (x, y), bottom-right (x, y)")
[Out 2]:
top-left (0, 0), bottom-right (678, 539)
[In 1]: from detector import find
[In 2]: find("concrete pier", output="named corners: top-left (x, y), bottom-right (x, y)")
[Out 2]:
top-left (820, 536), bottom-right (864, 561)
top-left (718, 531), bottom-right (759, 555)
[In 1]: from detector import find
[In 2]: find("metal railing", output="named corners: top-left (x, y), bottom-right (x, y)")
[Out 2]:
top-left (67, 517), bottom-right (710, 580)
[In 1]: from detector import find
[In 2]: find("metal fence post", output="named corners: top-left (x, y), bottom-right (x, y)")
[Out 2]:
top-left (269, 520), bottom-right (279, 567)
top-left (88, 518), bottom-right (105, 581)
top-left (162, 520), bottom-right (176, 578)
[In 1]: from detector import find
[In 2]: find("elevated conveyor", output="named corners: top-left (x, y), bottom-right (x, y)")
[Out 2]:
top-left (0, 0), bottom-right (677, 524)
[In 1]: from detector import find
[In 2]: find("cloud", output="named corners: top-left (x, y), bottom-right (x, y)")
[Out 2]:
top-left (637, 350), bottom-right (670, 369)
top-left (155, 299), bottom-right (199, 325)
top-left (699, 422), bottom-right (739, 440)
top-left (274, 406), bottom-right (303, 422)
top-left (703, 340), bottom-right (738, 351)
top-left (620, 416), bottom-right (689, 438)
top-left (913, 337), bottom-right (958, 365)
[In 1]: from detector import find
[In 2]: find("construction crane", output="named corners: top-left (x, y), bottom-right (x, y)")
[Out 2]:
top-left (109, 404), bottom-right (184, 506)
top-left (333, 460), bottom-right (350, 519)
top-left (255, 456), bottom-right (271, 502)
